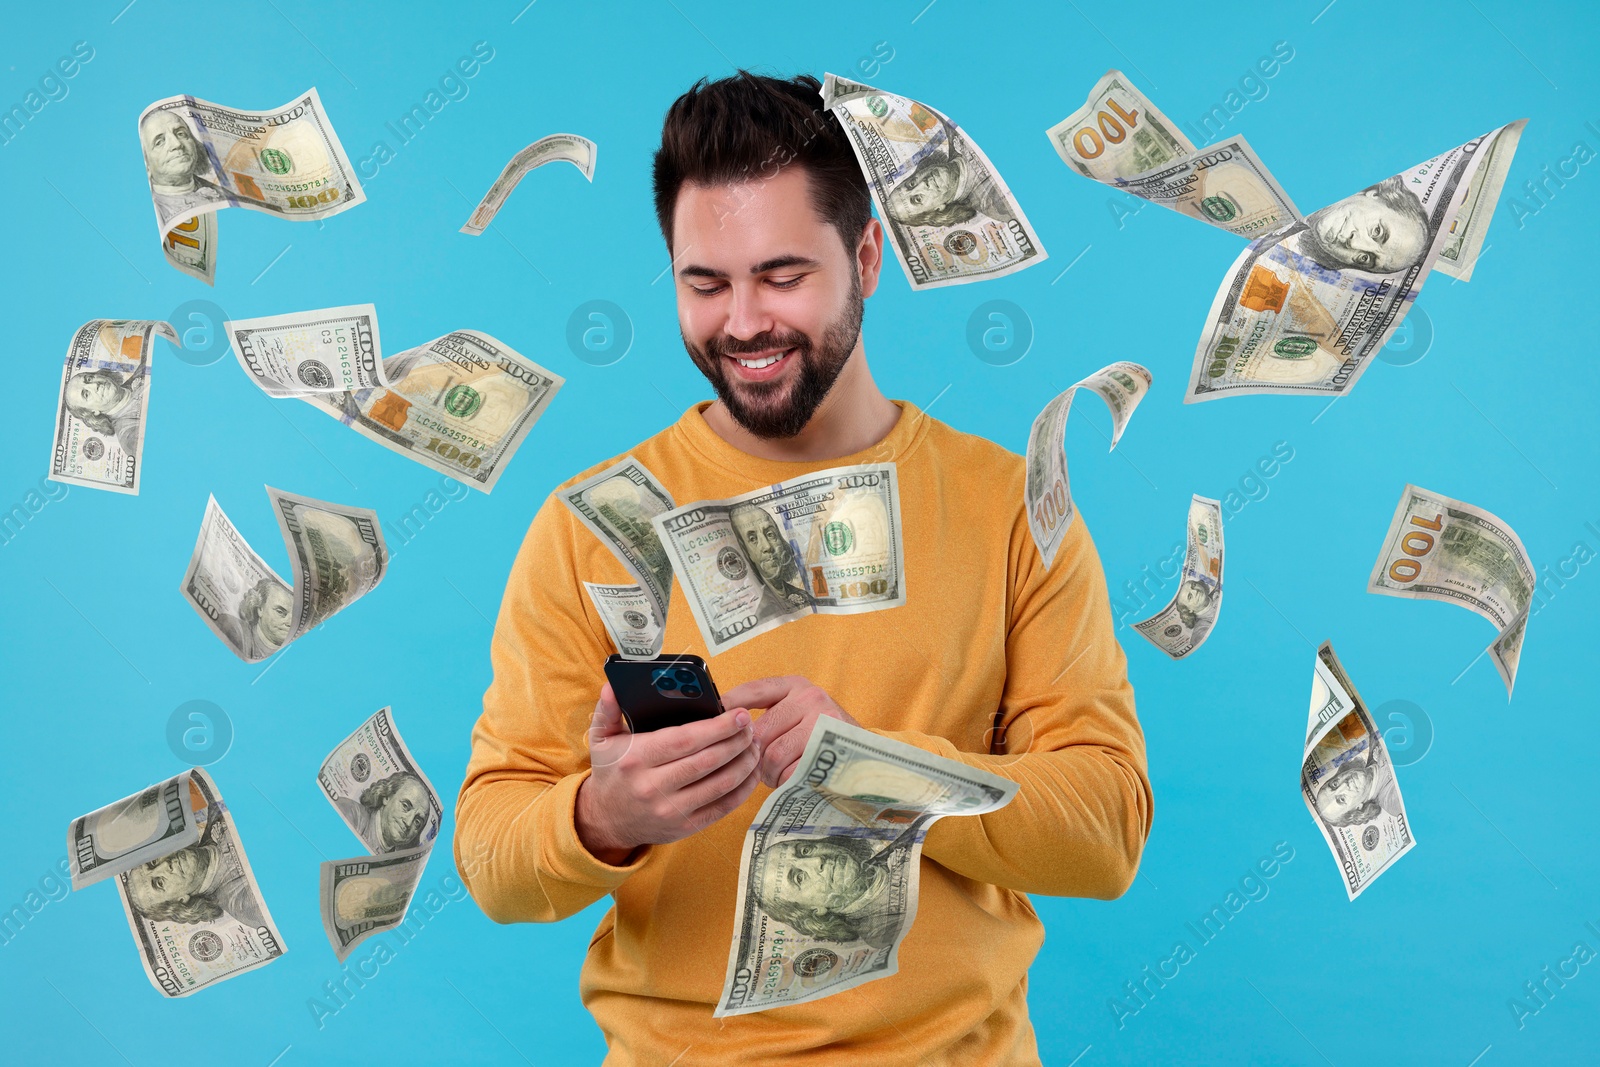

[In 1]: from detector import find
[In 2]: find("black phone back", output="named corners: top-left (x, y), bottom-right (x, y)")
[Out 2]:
top-left (604, 654), bottom-right (724, 732)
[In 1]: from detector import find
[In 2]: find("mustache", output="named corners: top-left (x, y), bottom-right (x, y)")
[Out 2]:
top-left (702, 330), bottom-right (811, 359)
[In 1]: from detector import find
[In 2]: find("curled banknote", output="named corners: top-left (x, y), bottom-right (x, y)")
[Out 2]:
top-left (563, 458), bottom-right (677, 625)
top-left (1435, 121), bottom-right (1525, 281)
top-left (225, 304), bottom-right (383, 396)
top-left (1185, 120), bottom-right (1526, 402)
top-left (69, 769), bottom-right (286, 996)
top-left (461, 133), bottom-right (596, 235)
top-left (48, 319), bottom-right (175, 495)
top-left (138, 87), bottom-right (365, 284)
top-left (1048, 71), bottom-right (1301, 238)
top-left (653, 463), bottom-right (906, 655)
top-left (1302, 643), bottom-right (1414, 900)
top-left (1025, 362), bottom-right (1152, 568)
top-left (1132, 495), bottom-right (1224, 658)
top-left (822, 73), bottom-right (1046, 288)
top-left (179, 487), bottom-right (388, 663)
top-left (1368, 484), bottom-right (1533, 696)
top-left (584, 582), bottom-right (664, 659)
top-left (317, 708), bottom-right (441, 961)
top-left (716, 718), bottom-right (1017, 1016)
top-left (300, 329), bottom-right (564, 493)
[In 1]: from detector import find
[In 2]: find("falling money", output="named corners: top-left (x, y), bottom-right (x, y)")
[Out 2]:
top-left (1367, 484), bottom-right (1533, 696)
top-left (716, 719), bottom-right (1016, 1016)
top-left (1132, 495), bottom-right (1225, 658)
top-left (138, 87), bottom-right (365, 283)
top-left (562, 457), bottom-right (678, 627)
top-left (1302, 643), bottom-right (1414, 900)
top-left (461, 133), bottom-right (596, 234)
top-left (68, 769), bottom-right (286, 996)
top-left (1025, 362), bottom-right (1152, 568)
top-left (179, 486), bottom-right (388, 663)
top-left (48, 319), bottom-right (175, 495)
top-left (225, 304), bottom-right (384, 396)
top-left (822, 73), bottom-right (1047, 288)
top-left (584, 582), bottom-right (664, 659)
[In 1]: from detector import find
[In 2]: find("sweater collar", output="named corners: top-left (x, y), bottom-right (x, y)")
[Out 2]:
top-left (672, 399), bottom-right (931, 485)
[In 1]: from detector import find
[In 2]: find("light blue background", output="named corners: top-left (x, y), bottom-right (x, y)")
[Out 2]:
top-left (3, 1), bottom-right (1596, 1063)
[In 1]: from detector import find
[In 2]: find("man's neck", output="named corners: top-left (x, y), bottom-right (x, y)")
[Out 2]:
top-left (701, 347), bottom-right (901, 463)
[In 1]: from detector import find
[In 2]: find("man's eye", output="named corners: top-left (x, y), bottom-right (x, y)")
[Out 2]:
top-left (768, 276), bottom-right (802, 290)
top-left (910, 194), bottom-right (923, 206)
top-left (151, 876), bottom-right (164, 891)
top-left (690, 284), bottom-right (724, 296)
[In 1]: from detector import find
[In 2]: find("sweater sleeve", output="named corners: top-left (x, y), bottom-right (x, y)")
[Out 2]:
top-left (875, 511), bottom-right (1153, 901)
top-left (454, 494), bottom-right (652, 924)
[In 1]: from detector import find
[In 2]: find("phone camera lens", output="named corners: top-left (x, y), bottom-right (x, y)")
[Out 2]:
top-left (674, 668), bottom-right (696, 684)
top-left (655, 675), bottom-right (678, 691)
top-left (681, 685), bottom-right (702, 698)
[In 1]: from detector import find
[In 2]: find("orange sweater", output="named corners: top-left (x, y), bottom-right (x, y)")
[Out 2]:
top-left (456, 400), bottom-right (1153, 1065)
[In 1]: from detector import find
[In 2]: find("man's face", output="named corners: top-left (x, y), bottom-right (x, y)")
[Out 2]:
top-left (730, 507), bottom-right (791, 583)
top-left (1176, 581), bottom-right (1211, 615)
top-left (760, 839), bottom-right (870, 913)
top-left (673, 166), bottom-right (872, 439)
top-left (140, 111), bottom-right (201, 187)
top-left (1310, 189), bottom-right (1427, 273)
top-left (1315, 763), bottom-right (1374, 824)
top-left (126, 846), bottom-right (208, 911)
top-left (885, 159), bottom-right (959, 222)
top-left (68, 372), bottom-right (125, 417)
top-left (381, 777), bottom-right (430, 849)
top-left (256, 584), bottom-right (294, 647)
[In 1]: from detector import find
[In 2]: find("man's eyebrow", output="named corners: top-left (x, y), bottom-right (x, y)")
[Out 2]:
top-left (677, 254), bottom-right (820, 279)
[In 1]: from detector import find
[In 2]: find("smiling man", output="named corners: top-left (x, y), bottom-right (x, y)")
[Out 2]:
top-left (457, 72), bottom-right (1152, 1065)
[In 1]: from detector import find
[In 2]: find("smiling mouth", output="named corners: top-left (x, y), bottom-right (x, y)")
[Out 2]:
top-left (729, 347), bottom-right (793, 370)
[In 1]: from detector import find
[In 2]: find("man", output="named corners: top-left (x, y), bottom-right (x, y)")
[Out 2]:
top-left (750, 834), bottom-right (907, 951)
top-left (62, 358), bottom-right (147, 458)
top-left (335, 772), bottom-right (434, 853)
top-left (880, 114), bottom-right (1017, 231)
top-left (138, 108), bottom-right (225, 223)
top-left (122, 818), bottom-right (268, 929)
top-left (1297, 175), bottom-right (1431, 274)
top-left (1312, 749), bottom-right (1403, 830)
top-left (217, 577), bottom-right (294, 662)
top-left (457, 72), bottom-right (1151, 1065)
top-left (727, 500), bottom-right (812, 619)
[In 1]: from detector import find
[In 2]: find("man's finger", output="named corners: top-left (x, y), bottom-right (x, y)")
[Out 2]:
top-left (590, 684), bottom-right (626, 738)
top-left (719, 675), bottom-right (807, 714)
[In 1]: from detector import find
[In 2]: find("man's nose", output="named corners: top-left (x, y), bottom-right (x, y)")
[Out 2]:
top-left (722, 282), bottom-right (775, 342)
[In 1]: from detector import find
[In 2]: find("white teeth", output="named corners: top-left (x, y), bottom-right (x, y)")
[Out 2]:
top-left (736, 349), bottom-right (788, 369)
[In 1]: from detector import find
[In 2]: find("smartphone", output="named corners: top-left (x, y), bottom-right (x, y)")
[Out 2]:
top-left (603, 654), bottom-right (724, 733)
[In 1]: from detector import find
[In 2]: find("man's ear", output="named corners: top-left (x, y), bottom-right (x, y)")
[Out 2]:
top-left (856, 218), bottom-right (885, 299)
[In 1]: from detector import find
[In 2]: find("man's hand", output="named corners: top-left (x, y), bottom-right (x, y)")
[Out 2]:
top-left (721, 675), bottom-right (862, 788)
top-left (575, 683), bottom-right (762, 864)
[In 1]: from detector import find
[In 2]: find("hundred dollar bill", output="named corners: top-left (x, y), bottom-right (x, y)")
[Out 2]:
top-left (822, 73), bottom-right (1047, 289)
top-left (300, 330), bottom-right (563, 493)
top-left (179, 487), bottom-right (387, 662)
top-left (1367, 484), bottom-right (1533, 696)
top-left (1025, 362), bottom-right (1152, 568)
top-left (563, 458), bottom-right (677, 623)
top-left (69, 771), bottom-right (199, 890)
top-left (48, 319), bottom-right (175, 495)
top-left (584, 582), bottom-right (664, 659)
top-left (716, 718), bottom-right (1017, 1016)
top-left (138, 87), bottom-right (365, 283)
top-left (317, 708), bottom-right (440, 960)
top-left (1435, 120), bottom-right (1526, 281)
top-left (225, 304), bottom-right (383, 396)
top-left (1185, 121), bottom-right (1525, 402)
top-left (1132, 495), bottom-right (1224, 658)
top-left (461, 133), bottom-right (596, 235)
top-left (1048, 72), bottom-right (1300, 238)
top-left (319, 846), bottom-right (431, 962)
top-left (1302, 642), bottom-right (1414, 900)
top-left (317, 707), bottom-right (442, 855)
top-left (654, 463), bottom-right (906, 655)
top-left (101, 768), bottom-right (286, 996)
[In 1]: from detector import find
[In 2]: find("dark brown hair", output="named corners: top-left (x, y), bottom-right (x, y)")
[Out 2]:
top-left (652, 72), bottom-right (872, 254)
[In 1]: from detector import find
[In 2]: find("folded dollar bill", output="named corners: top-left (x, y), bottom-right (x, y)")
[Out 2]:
top-left (716, 718), bottom-right (1017, 1015)
top-left (584, 582), bottom-right (665, 659)
top-left (69, 769), bottom-right (287, 996)
top-left (1132, 495), bottom-right (1224, 658)
top-left (1185, 120), bottom-right (1526, 402)
top-left (1302, 643), bottom-right (1415, 900)
top-left (138, 87), bottom-right (365, 284)
top-left (1368, 484), bottom-right (1533, 696)
top-left (179, 486), bottom-right (388, 663)
top-left (822, 73), bottom-right (1047, 289)
top-left (563, 457), bottom-right (677, 626)
top-left (1048, 71), bottom-right (1302, 238)
top-left (461, 133), bottom-right (596, 235)
top-left (653, 463), bottom-right (906, 654)
top-left (317, 707), bottom-right (442, 961)
top-left (1025, 362), bottom-right (1152, 568)
top-left (48, 319), bottom-right (175, 495)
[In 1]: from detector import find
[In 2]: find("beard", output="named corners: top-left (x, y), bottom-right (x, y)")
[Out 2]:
top-left (683, 273), bottom-right (863, 439)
